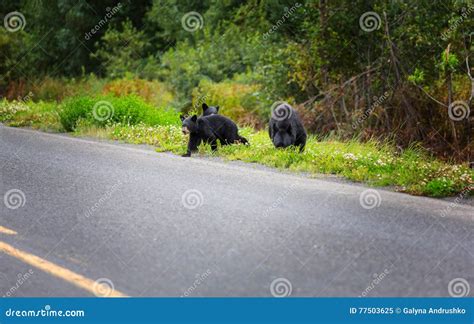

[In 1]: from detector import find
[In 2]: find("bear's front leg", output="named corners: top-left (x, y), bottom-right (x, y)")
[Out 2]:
top-left (182, 134), bottom-right (201, 157)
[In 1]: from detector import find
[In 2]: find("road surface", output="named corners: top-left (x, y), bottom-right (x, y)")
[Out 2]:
top-left (0, 125), bottom-right (472, 297)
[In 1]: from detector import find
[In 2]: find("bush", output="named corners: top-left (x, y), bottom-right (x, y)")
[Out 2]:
top-left (59, 95), bottom-right (179, 131)
top-left (102, 78), bottom-right (174, 108)
top-left (192, 79), bottom-right (265, 128)
top-left (0, 99), bottom-right (62, 131)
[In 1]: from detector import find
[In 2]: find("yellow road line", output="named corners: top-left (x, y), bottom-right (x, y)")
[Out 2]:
top-left (0, 240), bottom-right (127, 297)
top-left (0, 226), bottom-right (17, 235)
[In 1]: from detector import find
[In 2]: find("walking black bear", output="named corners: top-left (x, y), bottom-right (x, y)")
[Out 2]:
top-left (180, 114), bottom-right (248, 157)
top-left (269, 103), bottom-right (307, 152)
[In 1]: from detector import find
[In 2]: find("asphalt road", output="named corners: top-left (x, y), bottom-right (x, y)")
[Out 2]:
top-left (0, 125), bottom-right (472, 297)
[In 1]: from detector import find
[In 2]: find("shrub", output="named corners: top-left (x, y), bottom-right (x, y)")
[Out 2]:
top-left (0, 99), bottom-right (62, 131)
top-left (59, 95), bottom-right (179, 131)
top-left (192, 79), bottom-right (265, 127)
top-left (0, 99), bottom-right (29, 121)
top-left (102, 78), bottom-right (174, 108)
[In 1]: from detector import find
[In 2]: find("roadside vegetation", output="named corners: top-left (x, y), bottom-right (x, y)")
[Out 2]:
top-left (1, 1), bottom-right (472, 197)
top-left (1, 97), bottom-right (472, 198)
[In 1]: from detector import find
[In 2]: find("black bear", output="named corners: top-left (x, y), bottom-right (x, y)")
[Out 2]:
top-left (180, 114), bottom-right (248, 157)
top-left (269, 103), bottom-right (307, 152)
top-left (202, 103), bottom-right (219, 116)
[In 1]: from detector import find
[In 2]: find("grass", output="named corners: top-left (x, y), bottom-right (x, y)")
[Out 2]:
top-left (0, 99), bottom-right (62, 132)
top-left (1, 98), bottom-right (472, 197)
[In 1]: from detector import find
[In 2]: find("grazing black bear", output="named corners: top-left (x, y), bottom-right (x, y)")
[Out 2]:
top-left (180, 114), bottom-right (248, 157)
top-left (269, 103), bottom-right (307, 152)
top-left (202, 103), bottom-right (219, 116)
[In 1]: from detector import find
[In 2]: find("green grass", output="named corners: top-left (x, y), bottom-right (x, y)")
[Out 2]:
top-left (1, 98), bottom-right (472, 197)
top-left (0, 99), bottom-right (62, 132)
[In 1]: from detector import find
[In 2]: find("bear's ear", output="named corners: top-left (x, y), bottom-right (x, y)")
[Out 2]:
top-left (191, 115), bottom-right (198, 122)
top-left (202, 103), bottom-right (208, 111)
top-left (180, 114), bottom-right (185, 121)
top-left (215, 106), bottom-right (220, 112)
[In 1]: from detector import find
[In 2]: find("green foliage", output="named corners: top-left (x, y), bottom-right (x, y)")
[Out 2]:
top-left (4, 96), bottom-right (472, 197)
top-left (408, 68), bottom-right (425, 84)
top-left (192, 79), bottom-right (264, 127)
top-left (59, 95), bottom-right (179, 131)
top-left (0, 99), bottom-right (62, 131)
top-left (92, 20), bottom-right (148, 78)
top-left (102, 78), bottom-right (175, 107)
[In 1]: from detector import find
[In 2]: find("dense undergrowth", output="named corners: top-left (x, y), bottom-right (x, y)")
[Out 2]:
top-left (1, 97), bottom-right (471, 198)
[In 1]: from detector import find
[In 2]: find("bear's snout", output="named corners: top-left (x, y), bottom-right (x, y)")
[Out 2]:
top-left (182, 127), bottom-right (190, 135)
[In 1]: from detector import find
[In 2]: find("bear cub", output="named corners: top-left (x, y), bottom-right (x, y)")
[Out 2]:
top-left (269, 103), bottom-right (307, 152)
top-left (202, 103), bottom-right (219, 116)
top-left (181, 114), bottom-right (248, 157)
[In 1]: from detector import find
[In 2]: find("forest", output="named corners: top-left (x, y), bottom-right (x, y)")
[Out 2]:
top-left (0, 0), bottom-right (473, 196)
